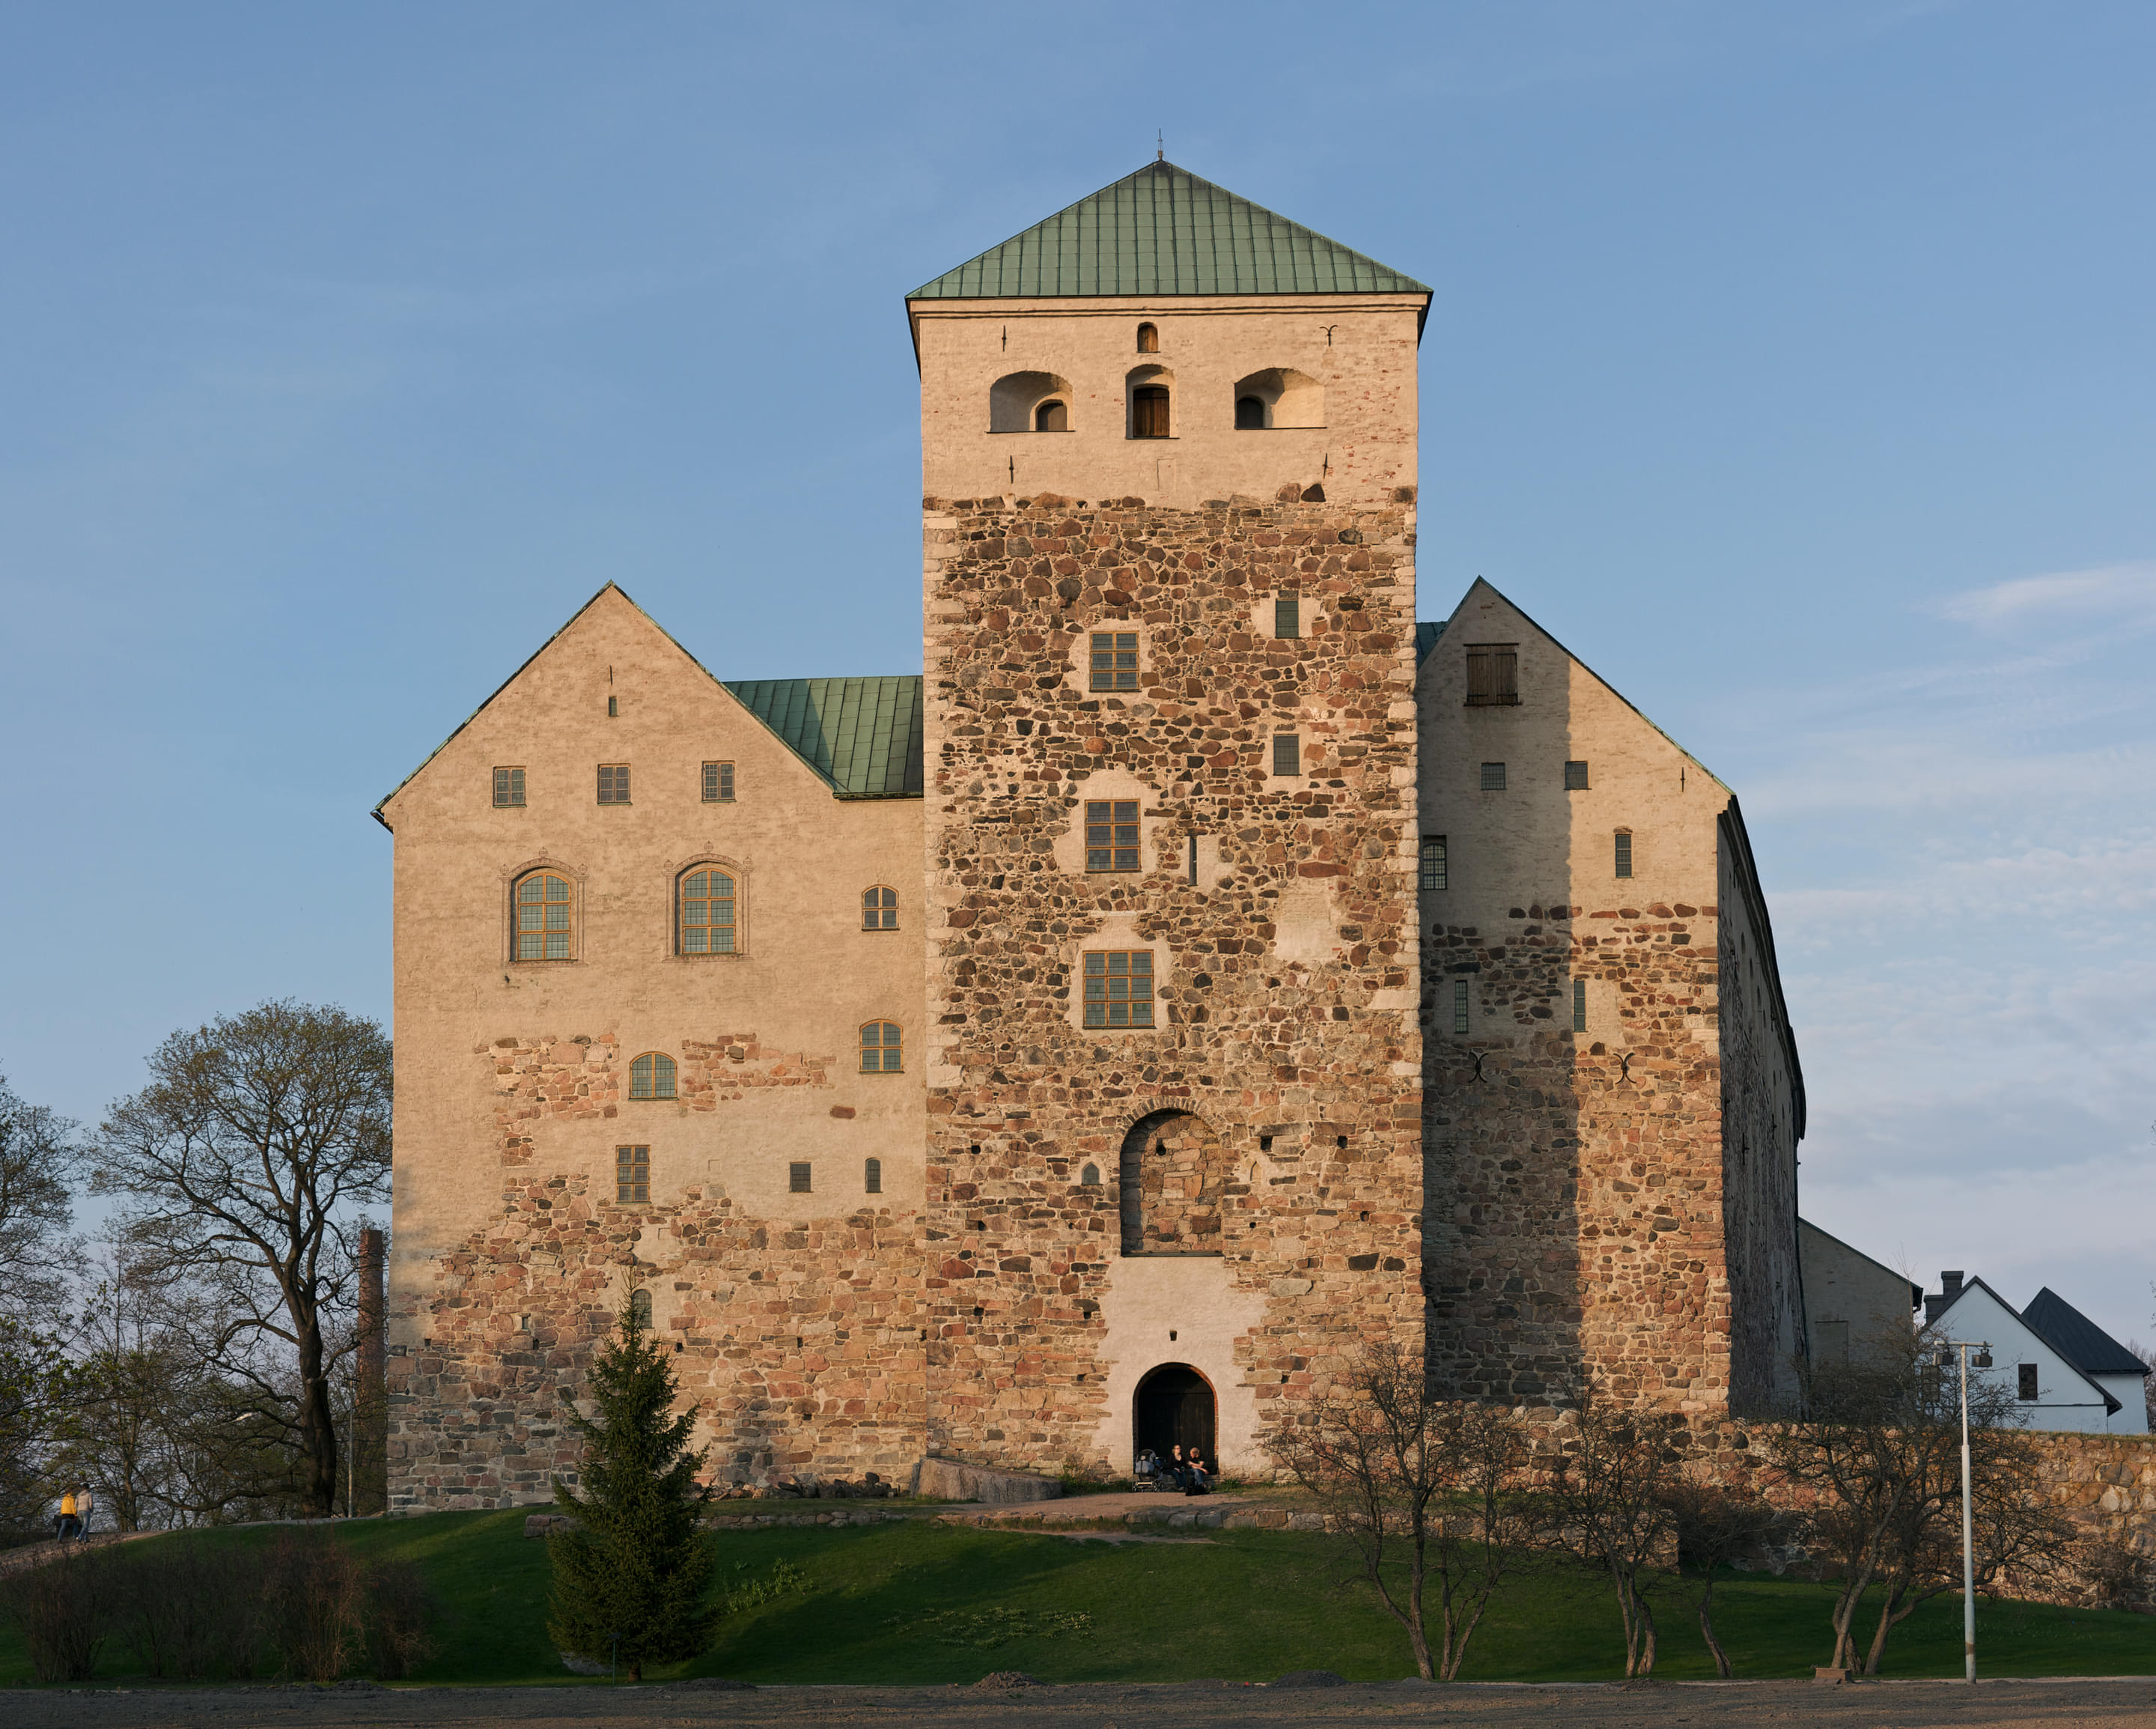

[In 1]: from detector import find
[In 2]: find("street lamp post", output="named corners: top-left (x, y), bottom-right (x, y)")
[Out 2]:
top-left (1939, 1337), bottom-right (1994, 1685)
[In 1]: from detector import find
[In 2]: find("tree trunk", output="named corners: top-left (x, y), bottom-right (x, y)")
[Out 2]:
top-left (296, 1316), bottom-right (339, 1517)
top-left (1634, 1587), bottom-right (1657, 1679)
top-left (1699, 1579), bottom-right (1732, 1679)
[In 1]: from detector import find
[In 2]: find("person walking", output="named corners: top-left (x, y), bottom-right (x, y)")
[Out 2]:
top-left (75, 1486), bottom-right (93, 1543)
top-left (52, 1490), bottom-right (74, 1543)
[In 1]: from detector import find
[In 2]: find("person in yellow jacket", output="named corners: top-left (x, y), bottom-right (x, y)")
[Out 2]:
top-left (54, 1490), bottom-right (76, 1543)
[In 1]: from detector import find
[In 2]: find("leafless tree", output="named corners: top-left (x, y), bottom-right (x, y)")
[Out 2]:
top-left (1659, 1476), bottom-right (1783, 1677)
top-left (0, 1069), bottom-right (85, 1317)
top-left (1268, 1341), bottom-right (1539, 1680)
top-left (1542, 1394), bottom-right (1684, 1678)
top-left (92, 1002), bottom-right (390, 1517)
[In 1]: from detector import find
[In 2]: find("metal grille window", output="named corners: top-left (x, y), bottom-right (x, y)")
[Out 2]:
top-left (629, 1053), bottom-right (676, 1101)
top-left (514, 872), bottom-right (572, 961)
top-left (629, 1288), bottom-right (652, 1326)
top-left (1419, 835), bottom-right (1448, 891)
top-left (2018, 1364), bottom-right (2038, 1401)
top-left (859, 1021), bottom-right (902, 1073)
top-left (1565, 760), bottom-right (1590, 791)
top-left (1480, 762), bottom-right (1507, 791)
top-left (597, 764), bottom-right (631, 804)
top-left (1614, 830), bottom-right (1633, 878)
top-left (680, 869), bottom-right (737, 953)
top-left (1082, 951), bottom-right (1155, 1028)
top-left (1085, 800), bottom-right (1141, 872)
top-left (493, 767), bottom-right (526, 807)
top-left (1090, 632), bottom-right (1138, 691)
top-left (862, 885), bottom-right (898, 930)
top-left (1572, 980), bottom-right (1587, 1033)
top-left (1273, 735), bottom-right (1302, 777)
top-left (789, 1161), bottom-right (812, 1194)
top-left (615, 1145), bottom-right (650, 1205)
top-left (864, 1158), bottom-right (882, 1195)
top-left (1452, 979), bottom-right (1470, 1035)
top-left (702, 761), bottom-right (734, 802)
top-left (1464, 643), bottom-right (1520, 705)
top-left (1275, 593), bottom-right (1300, 638)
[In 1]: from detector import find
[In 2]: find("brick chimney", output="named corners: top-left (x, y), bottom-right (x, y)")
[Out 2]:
top-left (1924, 1269), bottom-right (1965, 1328)
top-left (357, 1227), bottom-right (387, 1515)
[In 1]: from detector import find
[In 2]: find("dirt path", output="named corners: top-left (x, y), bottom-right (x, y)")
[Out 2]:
top-left (6, 1678), bottom-right (2155, 1729)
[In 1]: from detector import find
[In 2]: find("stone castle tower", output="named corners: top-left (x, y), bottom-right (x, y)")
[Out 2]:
top-left (909, 162), bottom-right (1433, 1465)
top-left (372, 162), bottom-right (1806, 1510)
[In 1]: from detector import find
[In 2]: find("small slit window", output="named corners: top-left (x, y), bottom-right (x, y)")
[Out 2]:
top-left (1131, 385), bottom-right (1170, 438)
top-left (1136, 322), bottom-right (1159, 353)
top-left (1085, 801), bottom-right (1140, 872)
top-left (2018, 1363), bottom-right (2038, 1401)
top-left (1420, 835), bottom-right (1448, 892)
top-left (615, 1145), bottom-right (650, 1205)
top-left (607, 695), bottom-right (618, 718)
top-left (703, 761), bottom-right (734, 802)
top-left (1274, 593), bottom-right (1300, 639)
top-left (1480, 762), bottom-right (1507, 791)
top-left (493, 768), bottom-right (526, 807)
top-left (1465, 643), bottom-right (1520, 705)
top-left (789, 1161), bottom-right (812, 1194)
top-left (1273, 735), bottom-right (1302, 777)
top-left (1565, 761), bottom-right (1590, 791)
top-left (862, 885), bottom-right (898, 930)
top-left (680, 869), bottom-right (737, 953)
top-left (1614, 830), bottom-right (1633, 878)
top-left (629, 1053), bottom-right (677, 1101)
top-left (1090, 632), bottom-right (1138, 691)
top-left (860, 1021), bottom-right (902, 1073)
top-left (597, 764), bottom-right (630, 804)
top-left (864, 1157), bottom-right (883, 1195)
top-left (628, 1287), bottom-right (652, 1327)
top-left (1034, 399), bottom-right (1068, 431)
top-left (1235, 395), bottom-right (1265, 430)
top-left (1572, 980), bottom-right (1586, 1033)
top-left (514, 872), bottom-right (573, 961)
top-left (1082, 951), bottom-right (1154, 1028)
top-left (1452, 978), bottom-right (1470, 1036)
top-left (1080, 1163), bottom-right (1101, 1186)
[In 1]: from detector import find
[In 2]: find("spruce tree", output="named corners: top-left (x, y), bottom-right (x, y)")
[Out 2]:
top-left (546, 1302), bottom-right (716, 1680)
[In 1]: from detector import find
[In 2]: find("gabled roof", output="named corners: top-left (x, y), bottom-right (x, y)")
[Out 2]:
top-left (1797, 1218), bottom-right (1924, 1311)
top-left (724, 677), bottom-right (923, 800)
top-left (2022, 1288), bottom-right (2150, 1380)
top-left (1414, 621), bottom-right (1446, 667)
top-left (910, 160), bottom-right (1430, 309)
top-left (1928, 1277), bottom-right (2121, 1415)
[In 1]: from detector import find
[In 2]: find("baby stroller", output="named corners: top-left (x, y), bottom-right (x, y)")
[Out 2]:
top-left (1133, 1448), bottom-right (1176, 1492)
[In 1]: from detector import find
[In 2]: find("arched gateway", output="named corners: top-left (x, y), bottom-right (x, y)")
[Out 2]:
top-left (1133, 1363), bottom-right (1216, 1468)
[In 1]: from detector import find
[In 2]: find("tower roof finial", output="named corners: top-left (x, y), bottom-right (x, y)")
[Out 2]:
top-left (1157, 129), bottom-right (1164, 162)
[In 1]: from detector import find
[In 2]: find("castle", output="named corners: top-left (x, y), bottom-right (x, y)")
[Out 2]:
top-left (377, 162), bottom-right (1807, 1510)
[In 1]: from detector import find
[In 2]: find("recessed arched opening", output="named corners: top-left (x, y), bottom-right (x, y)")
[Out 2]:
top-left (1126, 365), bottom-right (1173, 440)
top-left (1136, 321), bottom-right (1159, 353)
top-left (1133, 1363), bottom-right (1215, 1474)
top-left (1230, 367), bottom-right (1324, 430)
top-left (1034, 398), bottom-right (1068, 431)
top-left (989, 371), bottom-right (1073, 434)
top-left (1118, 1108), bottom-right (1224, 1255)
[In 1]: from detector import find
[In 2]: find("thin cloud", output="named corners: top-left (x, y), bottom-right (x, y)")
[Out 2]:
top-left (1929, 560), bottom-right (2156, 631)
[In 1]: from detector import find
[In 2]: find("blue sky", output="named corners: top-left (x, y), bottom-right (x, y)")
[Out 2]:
top-left (3, 2), bottom-right (2152, 1348)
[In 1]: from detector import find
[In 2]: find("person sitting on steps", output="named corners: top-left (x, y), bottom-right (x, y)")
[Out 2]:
top-left (1184, 1449), bottom-right (1211, 1497)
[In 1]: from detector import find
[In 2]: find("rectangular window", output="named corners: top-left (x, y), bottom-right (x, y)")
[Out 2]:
top-left (1572, 979), bottom-right (1586, 1033)
top-left (1565, 760), bottom-right (1589, 791)
top-left (597, 764), bottom-right (630, 805)
top-left (1187, 833), bottom-right (1198, 886)
top-left (702, 761), bottom-right (735, 802)
top-left (1615, 831), bottom-right (1633, 878)
top-left (789, 1161), bottom-right (812, 1194)
top-left (1465, 642), bottom-right (1520, 705)
top-left (1089, 631), bottom-right (1139, 691)
top-left (607, 695), bottom-right (618, 718)
top-left (1452, 978), bottom-right (1470, 1036)
top-left (1274, 593), bottom-right (1300, 639)
top-left (1085, 800), bottom-right (1141, 872)
top-left (615, 1145), bottom-right (650, 1205)
top-left (1082, 950), bottom-right (1155, 1028)
top-left (2018, 1363), bottom-right (2038, 1401)
top-left (1273, 735), bottom-right (1301, 777)
top-left (1419, 835), bottom-right (1448, 892)
top-left (1480, 762), bottom-right (1507, 791)
top-left (864, 1157), bottom-right (882, 1195)
top-left (493, 768), bottom-right (526, 808)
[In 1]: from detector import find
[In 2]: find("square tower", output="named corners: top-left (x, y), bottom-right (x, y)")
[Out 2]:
top-left (909, 162), bottom-right (1432, 1474)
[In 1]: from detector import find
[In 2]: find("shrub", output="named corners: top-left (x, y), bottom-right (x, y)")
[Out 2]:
top-left (0, 1548), bottom-right (115, 1682)
top-left (111, 1536), bottom-right (265, 1679)
top-left (263, 1527), bottom-right (373, 1683)
top-left (365, 1557), bottom-right (439, 1680)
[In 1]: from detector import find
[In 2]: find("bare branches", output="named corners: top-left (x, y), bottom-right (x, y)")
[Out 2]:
top-left (0, 1070), bottom-right (85, 1317)
top-left (1544, 1394), bottom-right (1684, 1679)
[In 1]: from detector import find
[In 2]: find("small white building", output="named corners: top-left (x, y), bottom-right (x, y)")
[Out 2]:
top-left (1922, 1271), bottom-right (2149, 1435)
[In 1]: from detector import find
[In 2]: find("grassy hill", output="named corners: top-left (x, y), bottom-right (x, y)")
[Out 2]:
top-left (1, 1510), bottom-right (2149, 1686)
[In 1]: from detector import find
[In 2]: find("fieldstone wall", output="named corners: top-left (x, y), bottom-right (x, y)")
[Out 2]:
top-left (919, 489), bottom-right (1425, 1474)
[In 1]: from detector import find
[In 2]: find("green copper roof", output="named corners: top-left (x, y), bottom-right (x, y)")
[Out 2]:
top-left (725, 676), bottom-right (924, 800)
top-left (910, 160), bottom-right (1430, 302)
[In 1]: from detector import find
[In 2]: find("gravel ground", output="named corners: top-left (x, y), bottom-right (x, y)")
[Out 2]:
top-left (3, 1678), bottom-right (2155, 1729)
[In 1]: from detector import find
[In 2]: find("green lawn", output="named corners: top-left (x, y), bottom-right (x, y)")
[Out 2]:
top-left (2, 1512), bottom-right (2149, 1686)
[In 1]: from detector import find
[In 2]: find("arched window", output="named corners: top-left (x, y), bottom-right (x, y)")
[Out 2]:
top-left (1081, 1163), bottom-right (1101, 1187)
top-left (1231, 367), bottom-right (1325, 429)
top-left (988, 371), bottom-right (1072, 433)
top-left (628, 1288), bottom-right (653, 1328)
top-left (629, 1053), bottom-right (677, 1101)
top-left (514, 872), bottom-right (573, 961)
top-left (865, 1157), bottom-right (883, 1194)
top-left (1034, 399), bottom-right (1068, 431)
top-left (859, 1021), bottom-right (902, 1074)
top-left (680, 869), bottom-right (737, 954)
top-left (1131, 386), bottom-right (1170, 439)
top-left (862, 886), bottom-right (898, 931)
top-left (1136, 322), bottom-right (1159, 353)
top-left (1234, 395), bottom-right (1266, 430)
